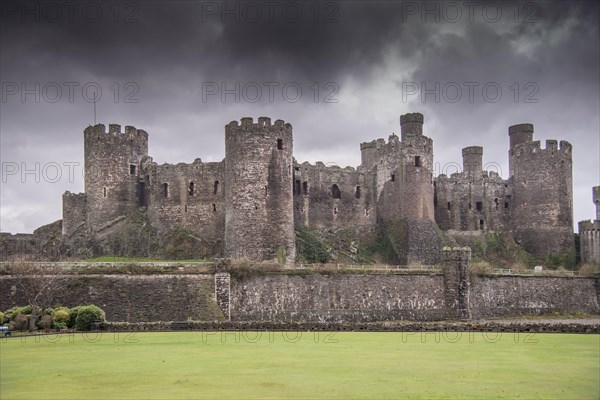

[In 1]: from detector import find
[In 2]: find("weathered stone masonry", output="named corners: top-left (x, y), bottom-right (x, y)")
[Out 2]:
top-left (1, 267), bottom-right (598, 322)
top-left (42, 112), bottom-right (576, 264)
top-left (578, 186), bottom-right (600, 264)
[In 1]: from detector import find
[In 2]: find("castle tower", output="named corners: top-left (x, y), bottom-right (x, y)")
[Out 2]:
top-left (594, 186), bottom-right (600, 221)
top-left (224, 117), bottom-right (295, 263)
top-left (578, 186), bottom-right (600, 265)
top-left (508, 123), bottom-right (574, 259)
top-left (508, 123), bottom-right (534, 177)
top-left (399, 113), bottom-right (435, 221)
top-left (462, 146), bottom-right (483, 179)
top-left (84, 124), bottom-right (148, 231)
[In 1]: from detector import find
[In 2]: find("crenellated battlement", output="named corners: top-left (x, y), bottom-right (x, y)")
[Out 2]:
top-left (226, 117), bottom-right (292, 133)
top-left (518, 139), bottom-right (572, 155)
top-left (84, 123), bottom-right (148, 142)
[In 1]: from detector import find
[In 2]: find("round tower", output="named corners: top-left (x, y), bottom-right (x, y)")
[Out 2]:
top-left (224, 117), bottom-right (295, 263)
top-left (400, 112), bottom-right (424, 141)
top-left (462, 146), bottom-right (483, 179)
top-left (508, 122), bottom-right (574, 259)
top-left (84, 124), bottom-right (148, 230)
top-left (508, 123), bottom-right (533, 177)
top-left (399, 112), bottom-right (434, 221)
top-left (593, 186), bottom-right (600, 221)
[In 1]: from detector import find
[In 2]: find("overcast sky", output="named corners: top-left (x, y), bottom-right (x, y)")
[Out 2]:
top-left (1, 0), bottom-right (598, 233)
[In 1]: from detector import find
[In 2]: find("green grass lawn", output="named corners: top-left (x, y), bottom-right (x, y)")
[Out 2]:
top-left (1, 332), bottom-right (598, 399)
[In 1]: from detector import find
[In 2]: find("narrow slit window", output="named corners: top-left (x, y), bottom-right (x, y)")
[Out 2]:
top-left (494, 198), bottom-right (499, 210)
top-left (355, 185), bottom-right (361, 199)
top-left (479, 219), bottom-right (484, 230)
top-left (302, 181), bottom-right (308, 195)
top-left (188, 181), bottom-right (195, 196)
top-left (295, 180), bottom-right (301, 195)
top-left (415, 156), bottom-right (422, 167)
top-left (162, 183), bottom-right (169, 198)
top-left (447, 202), bottom-right (451, 211)
top-left (476, 201), bottom-right (483, 212)
top-left (212, 203), bottom-right (217, 212)
top-left (103, 187), bottom-right (107, 198)
top-left (129, 164), bottom-right (136, 175)
top-left (391, 174), bottom-right (395, 182)
top-left (332, 184), bottom-right (341, 199)
top-left (277, 138), bottom-right (283, 150)
top-left (213, 181), bottom-right (219, 195)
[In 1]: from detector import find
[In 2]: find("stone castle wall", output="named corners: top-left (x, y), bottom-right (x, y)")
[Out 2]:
top-left (0, 274), bottom-right (225, 322)
top-left (144, 159), bottom-right (226, 249)
top-left (1, 268), bottom-right (598, 323)
top-left (293, 162), bottom-right (374, 230)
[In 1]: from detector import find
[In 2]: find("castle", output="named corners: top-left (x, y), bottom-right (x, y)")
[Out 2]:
top-left (58, 112), bottom-right (576, 264)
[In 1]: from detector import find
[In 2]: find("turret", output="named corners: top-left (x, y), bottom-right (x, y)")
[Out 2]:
top-left (593, 186), bottom-right (600, 221)
top-left (508, 123), bottom-right (534, 148)
top-left (400, 112), bottom-right (423, 141)
top-left (224, 117), bottom-right (295, 263)
top-left (462, 146), bottom-right (483, 179)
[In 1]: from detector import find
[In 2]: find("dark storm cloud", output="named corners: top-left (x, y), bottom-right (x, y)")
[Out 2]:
top-left (1, 0), bottom-right (599, 232)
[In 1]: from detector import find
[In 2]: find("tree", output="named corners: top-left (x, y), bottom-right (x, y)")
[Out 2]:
top-left (9, 262), bottom-right (64, 331)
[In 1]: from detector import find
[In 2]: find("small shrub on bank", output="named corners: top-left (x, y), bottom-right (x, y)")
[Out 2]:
top-left (67, 306), bottom-right (82, 328)
top-left (39, 314), bottom-right (53, 330)
top-left (74, 305), bottom-right (106, 331)
top-left (53, 308), bottom-right (70, 325)
top-left (13, 313), bottom-right (28, 331)
top-left (0, 312), bottom-right (4, 324)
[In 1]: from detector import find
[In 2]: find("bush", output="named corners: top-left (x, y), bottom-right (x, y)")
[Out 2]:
top-left (5, 306), bottom-right (26, 321)
top-left (67, 306), bottom-right (82, 328)
top-left (14, 313), bottom-right (29, 331)
top-left (39, 314), bottom-right (53, 330)
top-left (0, 311), bottom-right (4, 324)
top-left (43, 307), bottom-right (55, 316)
top-left (74, 305), bottom-right (106, 331)
top-left (53, 308), bottom-right (70, 325)
top-left (54, 322), bottom-right (68, 330)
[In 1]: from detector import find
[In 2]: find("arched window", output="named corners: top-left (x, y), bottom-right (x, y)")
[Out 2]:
top-left (332, 184), bottom-right (341, 199)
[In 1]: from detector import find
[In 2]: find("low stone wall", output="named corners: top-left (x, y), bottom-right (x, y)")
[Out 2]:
top-left (1, 268), bottom-right (598, 323)
top-left (470, 275), bottom-right (600, 318)
top-left (0, 274), bottom-right (224, 322)
top-left (230, 273), bottom-right (447, 322)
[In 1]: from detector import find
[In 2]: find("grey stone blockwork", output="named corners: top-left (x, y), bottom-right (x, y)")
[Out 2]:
top-left (578, 186), bottom-right (600, 264)
top-left (58, 113), bottom-right (575, 263)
